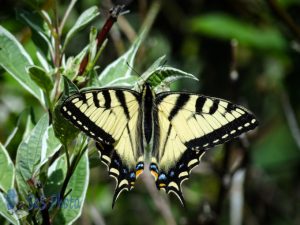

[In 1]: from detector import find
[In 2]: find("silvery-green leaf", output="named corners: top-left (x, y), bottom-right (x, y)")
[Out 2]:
top-left (15, 114), bottom-right (61, 198)
top-left (98, 29), bottom-right (147, 86)
top-left (0, 26), bottom-right (44, 106)
top-left (16, 9), bottom-right (53, 57)
top-left (0, 193), bottom-right (20, 225)
top-left (47, 151), bottom-right (89, 225)
top-left (104, 75), bottom-right (139, 88)
top-left (53, 76), bottom-right (80, 144)
top-left (27, 65), bottom-right (53, 94)
top-left (0, 143), bottom-right (15, 192)
top-left (64, 6), bottom-right (100, 50)
top-left (142, 65), bottom-right (198, 91)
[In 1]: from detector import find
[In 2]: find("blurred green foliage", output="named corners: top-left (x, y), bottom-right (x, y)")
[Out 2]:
top-left (0, 0), bottom-right (300, 225)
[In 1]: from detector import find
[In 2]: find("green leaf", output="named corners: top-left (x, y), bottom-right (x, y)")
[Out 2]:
top-left (47, 151), bottom-right (89, 225)
top-left (28, 65), bottom-right (53, 93)
top-left (0, 26), bottom-right (44, 105)
top-left (22, 109), bottom-right (35, 140)
top-left (53, 76), bottom-right (80, 144)
top-left (140, 55), bottom-right (167, 80)
top-left (63, 45), bottom-right (89, 80)
top-left (88, 69), bottom-right (101, 87)
top-left (16, 9), bottom-right (52, 57)
top-left (0, 143), bottom-right (15, 192)
top-left (4, 109), bottom-right (29, 148)
top-left (63, 6), bottom-right (100, 51)
top-left (107, 76), bottom-right (139, 87)
top-left (53, 100), bottom-right (80, 145)
top-left (15, 114), bottom-right (61, 198)
top-left (62, 76), bottom-right (80, 98)
top-left (139, 59), bottom-right (198, 91)
top-left (0, 193), bottom-right (20, 225)
top-left (98, 29), bottom-right (147, 86)
top-left (189, 13), bottom-right (287, 51)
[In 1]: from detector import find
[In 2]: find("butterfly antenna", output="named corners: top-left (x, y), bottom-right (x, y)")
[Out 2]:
top-left (126, 61), bottom-right (141, 76)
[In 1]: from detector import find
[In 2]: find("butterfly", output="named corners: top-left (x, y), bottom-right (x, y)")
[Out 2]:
top-left (61, 82), bottom-right (258, 207)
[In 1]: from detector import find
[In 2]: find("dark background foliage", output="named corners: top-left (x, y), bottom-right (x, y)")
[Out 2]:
top-left (1, 0), bottom-right (300, 225)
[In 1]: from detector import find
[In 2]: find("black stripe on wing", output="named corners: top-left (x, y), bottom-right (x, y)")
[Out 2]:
top-left (150, 148), bottom-right (206, 206)
top-left (95, 142), bottom-right (144, 208)
top-left (61, 93), bottom-right (115, 144)
top-left (187, 102), bottom-right (258, 150)
top-left (156, 92), bottom-right (259, 151)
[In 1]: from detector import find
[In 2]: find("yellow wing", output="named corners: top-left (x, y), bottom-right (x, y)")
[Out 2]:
top-left (150, 92), bottom-right (258, 204)
top-left (61, 88), bottom-right (144, 207)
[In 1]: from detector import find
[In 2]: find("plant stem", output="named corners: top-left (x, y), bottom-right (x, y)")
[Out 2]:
top-left (59, 0), bottom-right (78, 35)
top-left (78, 5), bottom-right (126, 76)
top-left (64, 143), bottom-right (71, 170)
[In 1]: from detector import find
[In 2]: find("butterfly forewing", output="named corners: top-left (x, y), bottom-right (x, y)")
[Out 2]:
top-left (151, 92), bottom-right (258, 204)
top-left (61, 88), bottom-right (145, 207)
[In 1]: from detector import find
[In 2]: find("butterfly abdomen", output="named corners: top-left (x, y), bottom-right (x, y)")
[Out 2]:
top-left (142, 84), bottom-right (155, 144)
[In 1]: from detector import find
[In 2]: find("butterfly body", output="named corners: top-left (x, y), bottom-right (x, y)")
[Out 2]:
top-left (61, 83), bottom-right (258, 207)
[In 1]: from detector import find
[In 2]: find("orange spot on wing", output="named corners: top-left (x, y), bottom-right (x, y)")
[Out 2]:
top-left (150, 171), bottom-right (158, 180)
top-left (136, 169), bottom-right (143, 178)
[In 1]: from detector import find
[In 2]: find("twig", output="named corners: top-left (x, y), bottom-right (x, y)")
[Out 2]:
top-left (64, 144), bottom-right (71, 170)
top-left (214, 142), bottom-right (231, 219)
top-left (266, 0), bottom-right (300, 43)
top-left (118, 15), bottom-right (137, 42)
top-left (89, 205), bottom-right (107, 225)
top-left (229, 169), bottom-right (246, 225)
top-left (78, 5), bottom-right (126, 75)
top-left (53, 1), bottom-right (62, 101)
top-left (141, 169), bottom-right (177, 225)
top-left (59, 0), bottom-right (78, 35)
top-left (280, 90), bottom-right (300, 149)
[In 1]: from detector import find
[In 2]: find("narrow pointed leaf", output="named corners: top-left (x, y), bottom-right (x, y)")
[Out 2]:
top-left (47, 151), bottom-right (89, 225)
top-left (105, 75), bottom-right (139, 87)
top-left (98, 29), bottom-right (147, 86)
top-left (0, 26), bottom-right (44, 105)
top-left (0, 193), bottom-right (20, 225)
top-left (63, 76), bottom-right (80, 98)
top-left (0, 143), bottom-right (15, 192)
top-left (28, 65), bottom-right (53, 93)
top-left (15, 114), bottom-right (61, 198)
top-left (53, 100), bottom-right (80, 145)
top-left (16, 9), bottom-right (52, 56)
top-left (64, 6), bottom-right (100, 50)
top-left (144, 66), bottom-right (198, 89)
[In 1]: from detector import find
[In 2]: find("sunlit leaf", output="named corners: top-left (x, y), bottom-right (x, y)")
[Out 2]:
top-left (15, 114), bottom-right (61, 197)
top-left (64, 6), bottom-right (100, 50)
top-left (0, 26), bottom-right (44, 105)
top-left (47, 151), bottom-right (89, 224)
top-left (138, 58), bottom-right (198, 91)
top-left (98, 29), bottom-right (147, 86)
top-left (0, 143), bottom-right (15, 192)
top-left (105, 76), bottom-right (139, 87)
top-left (0, 193), bottom-right (20, 225)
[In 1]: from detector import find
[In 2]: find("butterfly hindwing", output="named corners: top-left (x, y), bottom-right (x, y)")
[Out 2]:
top-left (152, 92), bottom-right (258, 203)
top-left (150, 148), bottom-right (206, 206)
top-left (95, 142), bottom-right (144, 208)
